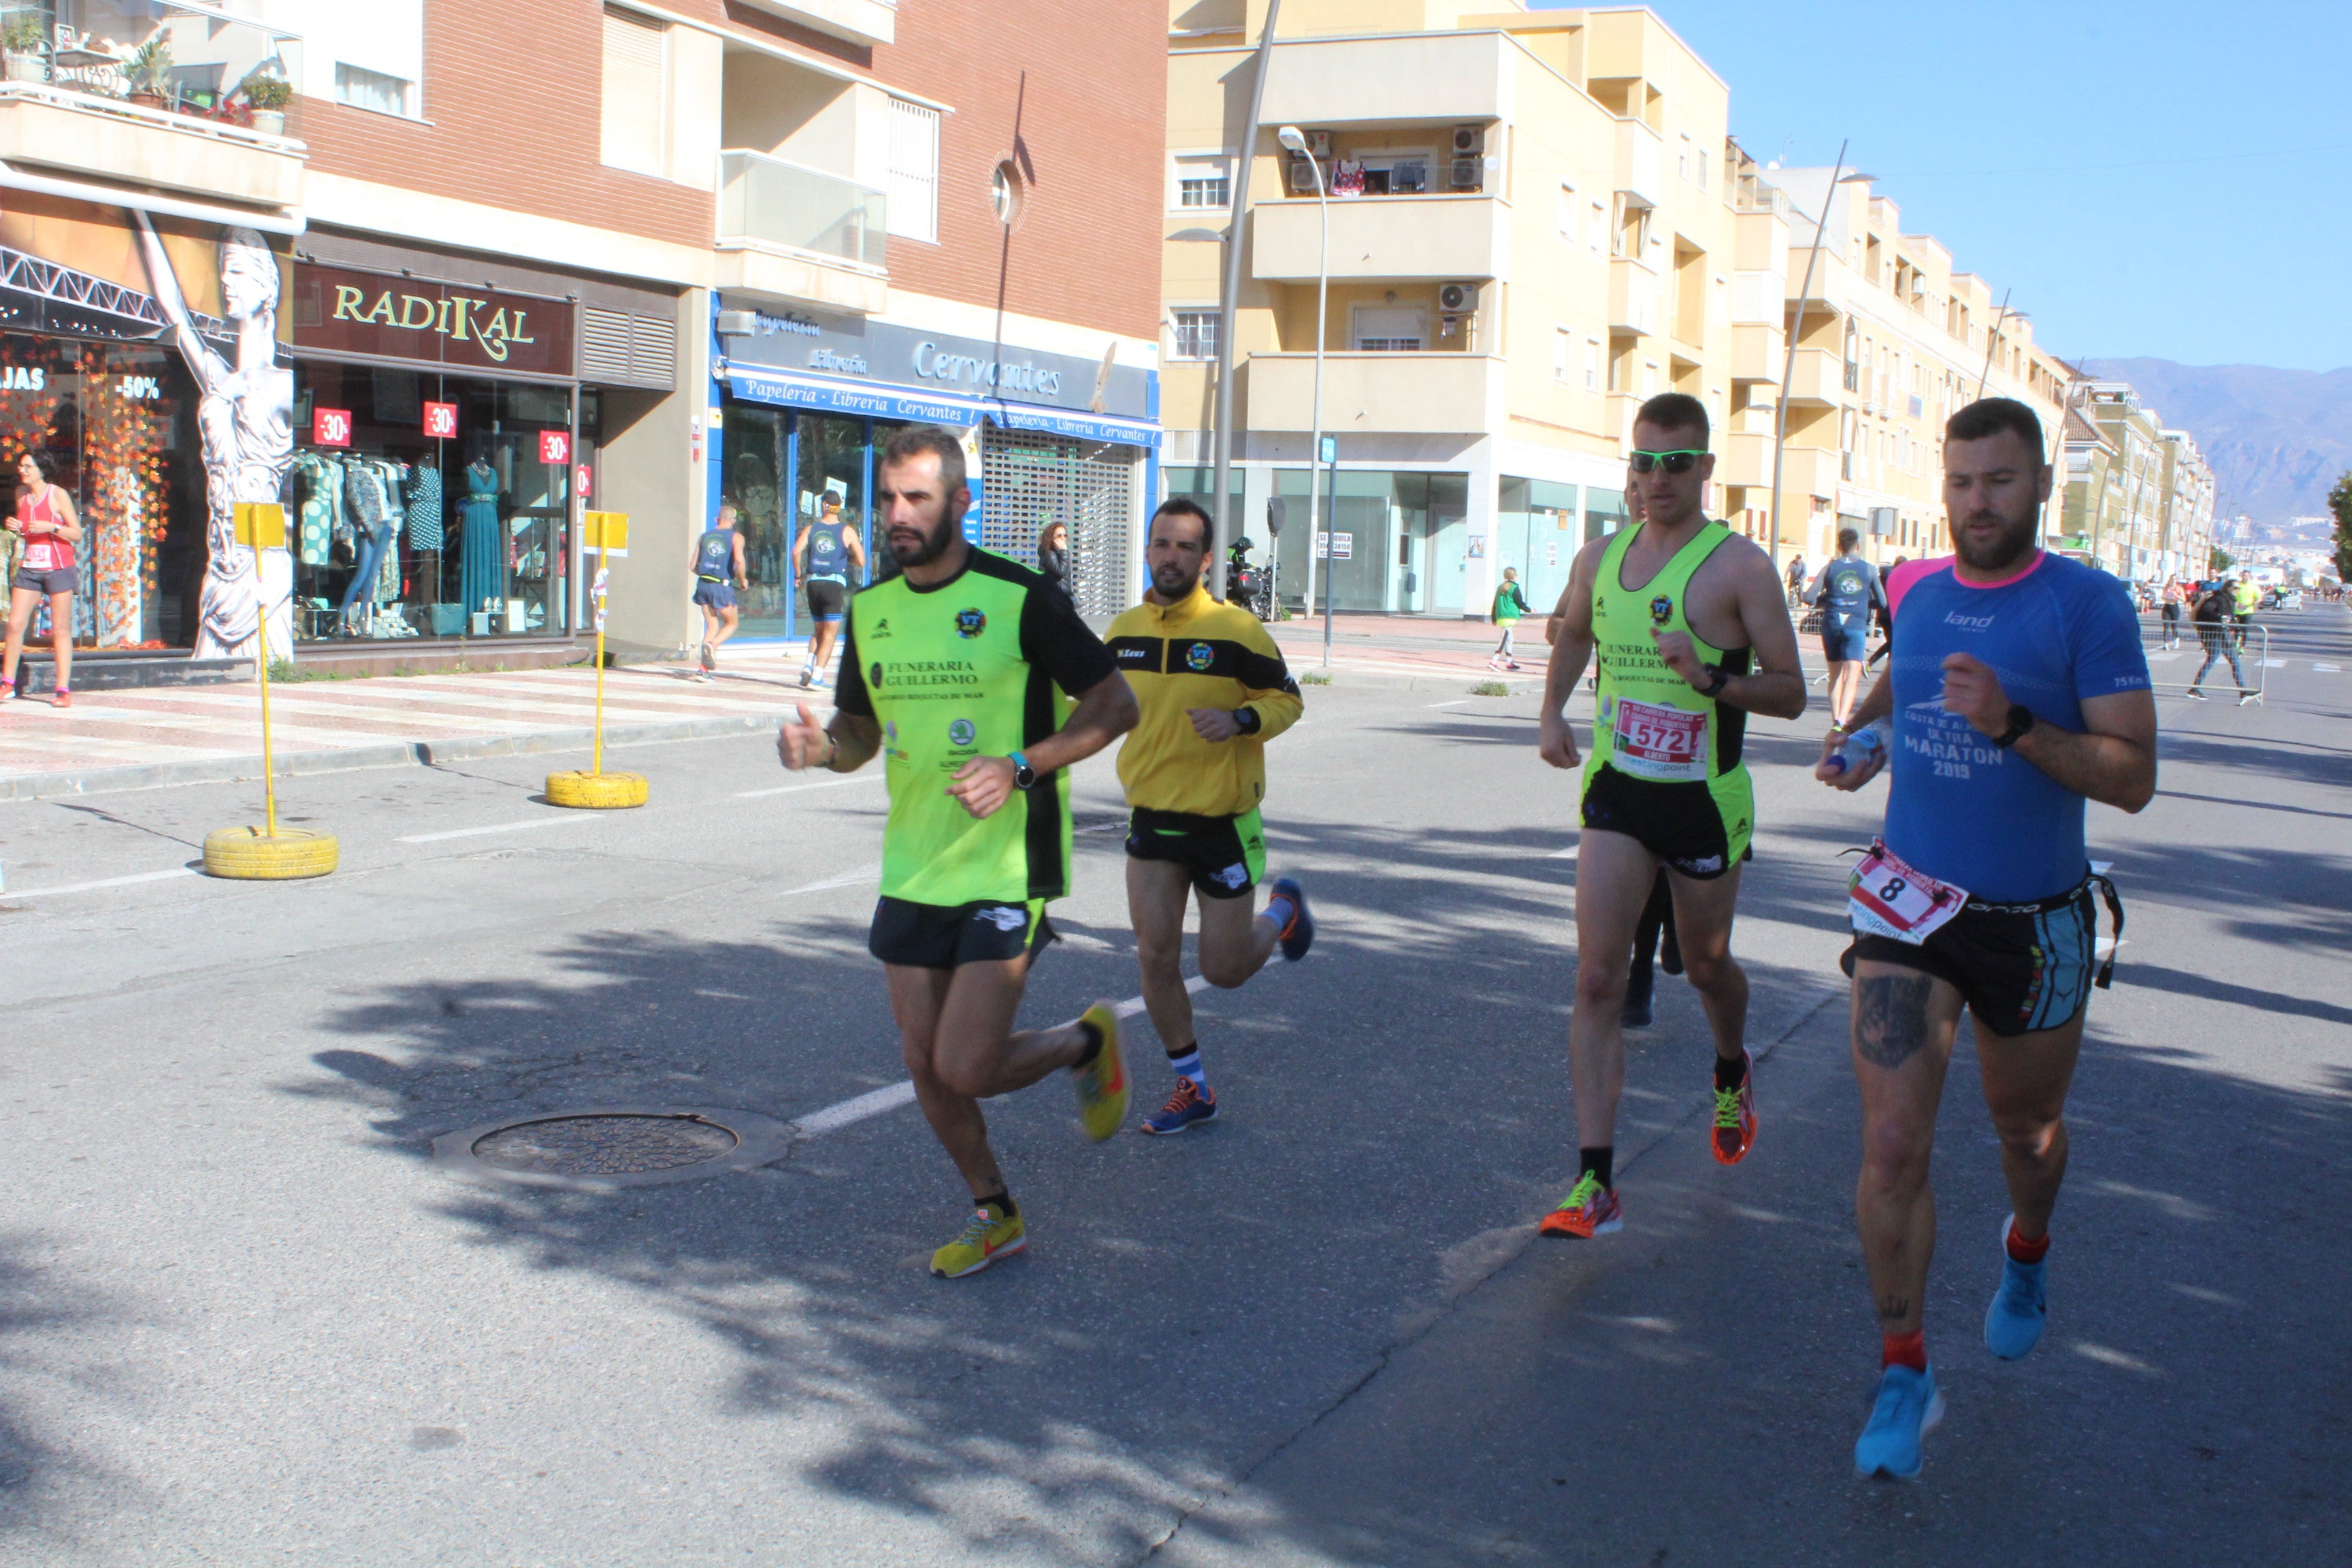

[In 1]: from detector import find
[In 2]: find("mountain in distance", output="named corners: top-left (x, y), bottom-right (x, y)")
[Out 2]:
top-left (2078, 358), bottom-right (2352, 526)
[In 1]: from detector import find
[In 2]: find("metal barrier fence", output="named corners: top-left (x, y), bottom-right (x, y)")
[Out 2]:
top-left (2142, 614), bottom-right (2267, 703)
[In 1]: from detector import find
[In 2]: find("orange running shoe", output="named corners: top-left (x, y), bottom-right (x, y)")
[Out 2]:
top-left (1711, 1049), bottom-right (1757, 1165)
top-left (1538, 1171), bottom-right (1622, 1238)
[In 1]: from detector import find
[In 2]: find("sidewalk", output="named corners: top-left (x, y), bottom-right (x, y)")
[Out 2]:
top-left (1268, 613), bottom-right (1546, 685)
top-left (0, 653), bottom-right (820, 800)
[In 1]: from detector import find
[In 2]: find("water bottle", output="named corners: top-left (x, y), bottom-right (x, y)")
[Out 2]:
top-left (1825, 724), bottom-right (1885, 777)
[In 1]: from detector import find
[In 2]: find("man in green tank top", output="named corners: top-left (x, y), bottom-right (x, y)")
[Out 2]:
top-left (1534, 393), bottom-right (1808, 1240)
top-left (778, 427), bottom-right (1141, 1279)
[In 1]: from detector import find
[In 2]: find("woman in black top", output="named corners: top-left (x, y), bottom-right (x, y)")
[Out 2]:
top-left (1036, 519), bottom-right (1068, 595)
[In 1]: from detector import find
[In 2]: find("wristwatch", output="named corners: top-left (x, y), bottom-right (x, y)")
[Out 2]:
top-left (1991, 704), bottom-right (2037, 749)
top-left (1697, 665), bottom-right (1730, 698)
top-left (1230, 706), bottom-right (1262, 736)
top-left (1009, 749), bottom-right (1038, 789)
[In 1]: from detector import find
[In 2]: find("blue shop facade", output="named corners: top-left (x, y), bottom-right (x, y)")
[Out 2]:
top-left (709, 297), bottom-right (1160, 636)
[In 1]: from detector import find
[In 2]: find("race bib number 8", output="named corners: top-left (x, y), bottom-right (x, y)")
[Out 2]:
top-left (1848, 839), bottom-right (1968, 945)
top-left (1610, 698), bottom-right (1709, 781)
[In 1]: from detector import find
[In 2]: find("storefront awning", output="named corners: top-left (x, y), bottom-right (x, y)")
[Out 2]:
top-left (723, 363), bottom-right (1160, 448)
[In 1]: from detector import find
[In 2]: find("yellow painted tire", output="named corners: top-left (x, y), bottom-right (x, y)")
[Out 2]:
top-left (202, 826), bottom-right (340, 880)
top-left (545, 770), bottom-right (649, 809)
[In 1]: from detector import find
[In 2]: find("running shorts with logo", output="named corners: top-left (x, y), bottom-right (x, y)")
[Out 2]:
top-left (1580, 520), bottom-right (1755, 880)
top-left (1125, 806), bottom-right (1266, 899)
top-left (869, 895), bottom-right (1057, 968)
top-left (834, 546), bottom-right (1117, 963)
top-left (1844, 553), bottom-right (2148, 1024)
top-left (692, 580), bottom-right (735, 610)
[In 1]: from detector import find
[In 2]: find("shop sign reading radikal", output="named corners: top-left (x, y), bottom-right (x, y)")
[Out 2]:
top-left (289, 263), bottom-right (576, 376)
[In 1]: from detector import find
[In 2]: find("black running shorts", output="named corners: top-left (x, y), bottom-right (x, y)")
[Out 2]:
top-left (1125, 806), bottom-right (1266, 899)
top-left (868, 896), bottom-right (1056, 969)
top-left (805, 578), bottom-right (847, 621)
top-left (1579, 762), bottom-right (1754, 881)
top-left (1842, 881), bottom-right (2106, 1039)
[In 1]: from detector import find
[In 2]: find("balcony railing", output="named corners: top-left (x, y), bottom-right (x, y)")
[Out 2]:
top-left (2, 1), bottom-right (302, 130)
top-left (717, 150), bottom-right (885, 272)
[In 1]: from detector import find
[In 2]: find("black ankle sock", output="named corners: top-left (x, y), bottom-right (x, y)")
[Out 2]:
top-left (977, 1190), bottom-right (1015, 1218)
top-left (1579, 1145), bottom-right (1614, 1190)
top-left (1073, 1018), bottom-right (1104, 1066)
top-left (1714, 1053), bottom-right (1748, 1092)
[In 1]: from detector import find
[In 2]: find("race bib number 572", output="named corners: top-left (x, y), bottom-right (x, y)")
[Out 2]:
top-left (1848, 839), bottom-right (1968, 945)
top-left (1609, 698), bottom-right (1709, 781)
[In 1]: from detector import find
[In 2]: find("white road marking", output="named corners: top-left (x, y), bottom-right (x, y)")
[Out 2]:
top-left (2145, 651), bottom-right (2181, 663)
top-left (398, 817), bottom-right (606, 845)
top-left (1424, 699), bottom-right (1469, 708)
top-left (1550, 843), bottom-right (1578, 858)
top-left (2261, 659), bottom-right (2286, 668)
top-left (734, 774), bottom-right (887, 800)
top-left (5, 866), bottom-right (197, 899)
top-left (780, 864), bottom-right (881, 896)
top-left (2313, 663), bottom-right (2340, 673)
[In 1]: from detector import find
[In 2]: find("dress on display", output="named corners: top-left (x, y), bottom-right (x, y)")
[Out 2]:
top-left (461, 461), bottom-right (502, 615)
top-left (406, 466), bottom-right (444, 551)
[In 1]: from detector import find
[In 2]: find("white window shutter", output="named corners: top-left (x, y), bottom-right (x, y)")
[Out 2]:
top-left (600, 7), bottom-right (667, 178)
top-left (888, 100), bottom-right (941, 244)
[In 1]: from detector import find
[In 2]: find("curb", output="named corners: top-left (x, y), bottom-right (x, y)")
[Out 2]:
top-left (0, 713), bottom-right (779, 802)
top-left (1292, 670), bottom-right (1545, 694)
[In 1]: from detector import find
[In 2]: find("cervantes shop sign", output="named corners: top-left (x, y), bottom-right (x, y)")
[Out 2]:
top-left (289, 263), bottom-right (576, 377)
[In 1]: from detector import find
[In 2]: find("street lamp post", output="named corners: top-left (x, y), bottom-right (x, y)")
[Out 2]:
top-left (1768, 146), bottom-right (1869, 574)
top-left (1276, 124), bottom-right (1332, 666)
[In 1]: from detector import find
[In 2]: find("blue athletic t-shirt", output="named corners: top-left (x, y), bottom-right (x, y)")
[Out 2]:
top-left (1880, 553), bottom-right (2149, 902)
top-left (1813, 555), bottom-right (1884, 627)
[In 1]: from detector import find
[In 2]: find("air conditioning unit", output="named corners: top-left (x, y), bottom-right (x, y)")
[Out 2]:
top-left (1438, 281), bottom-right (1480, 313)
top-left (1288, 155), bottom-right (1322, 195)
top-left (1453, 124), bottom-right (1486, 156)
top-left (1305, 129), bottom-right (1331, 158)
top-left (1450, 158), bottom-right (1483, 192)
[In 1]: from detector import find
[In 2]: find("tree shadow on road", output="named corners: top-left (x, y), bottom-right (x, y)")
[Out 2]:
top-left (0, 1234), bottom-right (129, 1551)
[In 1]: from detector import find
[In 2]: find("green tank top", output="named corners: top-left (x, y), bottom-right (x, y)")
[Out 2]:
top-left (846, 553), bottom-right (1077, 906)
top-left (1586, 519), bottom-right (1751, 786)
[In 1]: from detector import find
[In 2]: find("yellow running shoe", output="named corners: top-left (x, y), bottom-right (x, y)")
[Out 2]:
top-left (931, 1203), bottom-right (1026, 1279)
top-left (1072, 1002), bottom-right (1128, 1141)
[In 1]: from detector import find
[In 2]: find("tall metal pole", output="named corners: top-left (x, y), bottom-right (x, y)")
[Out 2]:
top-left (1974, 287), bottom-right (2013, 401)
top-left (1209, 0), bottom-right (1282, 598)
top-left (1290, 146), bottom-right (1329, 665)
top-left (1768, 140), bottom-right (1846, 575)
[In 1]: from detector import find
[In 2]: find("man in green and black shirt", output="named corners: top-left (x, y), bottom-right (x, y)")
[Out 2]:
top-left (778, 426), bottom-right (1139, 1279)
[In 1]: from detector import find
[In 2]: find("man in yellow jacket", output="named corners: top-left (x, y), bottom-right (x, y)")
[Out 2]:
top-left (1106, 498), bottom-right (1311, 1134)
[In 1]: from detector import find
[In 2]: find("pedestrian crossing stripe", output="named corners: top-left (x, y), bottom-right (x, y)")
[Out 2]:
top-left (2315, 663), bottom-right (2342, 673)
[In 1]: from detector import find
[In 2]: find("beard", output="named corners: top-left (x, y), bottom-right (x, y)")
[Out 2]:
top-left (1151, 559), bottom-right (1201, 598)
top-left (885, 507), bottom-right (956, 568)
top-left (1953, 506), bottom-right (2040, 574)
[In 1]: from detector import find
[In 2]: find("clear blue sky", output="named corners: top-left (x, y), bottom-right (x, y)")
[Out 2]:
top-left (1533, 1), bottom-right (2351, 372)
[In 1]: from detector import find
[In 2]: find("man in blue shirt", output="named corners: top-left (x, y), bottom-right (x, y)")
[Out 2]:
top-left (1806, 527), bottom-right (1886, 728)
top-left (1816, 398), bottom-right (2155, 1482)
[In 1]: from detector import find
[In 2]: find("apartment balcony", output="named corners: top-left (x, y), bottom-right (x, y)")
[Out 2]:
top-left (1783, 348), bottom-right (1842, 408)
top-left (1259, 30), bottom-right (1509, 127)
top-left (1252, 194), bottom-right (1505, 283)
top-left (730, 0), bottom-right (894, 48)
top-left (0, 2), bottom-right (304, 220)
top-left (1245, 351), bottom-right (1500, 436)
top-left (1778, 446), bottom-right (1842, 500)
top-left (1606, 391), bottom-right (1641, 446)
top-left (1616, 119), bottom-right (1663, 210)
top-left (1608, 257), bottom-right (1659, 336)
top-left (1731, 323), bottom-right (1782, 384)
top-left (1720, 431), bottom-right (1776, 489)
top-left (714, 150), bottom-right (887, 315)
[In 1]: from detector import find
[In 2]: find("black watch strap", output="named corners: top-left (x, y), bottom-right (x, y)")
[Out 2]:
top-left (1698, 665), bottom-right (1730, 698)
top-left (1230, 706), bottom-right (1262, 736)
top-left (1992, 704), bottom-right (2036, 749)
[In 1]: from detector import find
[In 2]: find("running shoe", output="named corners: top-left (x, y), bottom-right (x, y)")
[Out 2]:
top-left (1537, 1171), bottom-right (1622, 1238)
top-left (700, 644), bottom-right (715, 673)
top-left (798, 666), bottom-right (815, 689)
top-left (1071, 1002), bottom-right (1128, 1141)
top-left (1854, 1362), bottom-right (1944, 1480)
top-left (1139, 1078), bottom-right (1218, 1135)
top-left (1984, 1218), bottom-right (2048, 1360)
top-left (1268, 877), bottom-right (1314, 962)
top-left (2236, 693), bottom-right (2257, 706)
top-left (1621, 966), bottom-right (1654, 1028)
top-left (1710, 1049), bottom-right (1757, 1165)
top-left (2184, 688), bottom-right (2207, 700)
top-left (50, 689), bottom-right (69, 709)
top-left (930, 1203), bottom-right (1026, 1279)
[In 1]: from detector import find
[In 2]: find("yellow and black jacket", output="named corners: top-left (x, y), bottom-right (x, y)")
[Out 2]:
top-left (1105, 583), bottom-right (1303, 817)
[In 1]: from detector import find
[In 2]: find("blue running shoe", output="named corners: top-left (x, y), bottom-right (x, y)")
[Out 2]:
top-left (1139, 1079), bottom-right (1218, 1135)
top-left (1984, 1217), bottom-right (2048, 1360)
top-left (1268, 877), bottom-right (1314, 962)
top-left (1854, 1363), bottom-right (1944, 1481)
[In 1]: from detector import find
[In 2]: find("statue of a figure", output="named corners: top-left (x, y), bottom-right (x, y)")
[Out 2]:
top-left (132, 215), bottom-right (294, 661)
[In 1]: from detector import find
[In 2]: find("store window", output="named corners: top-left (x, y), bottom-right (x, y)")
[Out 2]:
top-left (1497, 477), bottom-right (1579, 614)
top-left (1269, 468), bottom-right (1465, 615)
top-left (287, 363), bottom-right (574, 641)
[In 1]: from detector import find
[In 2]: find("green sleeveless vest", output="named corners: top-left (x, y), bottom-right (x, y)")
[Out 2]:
top-left (1586, 519), bottom-right (1750, 787)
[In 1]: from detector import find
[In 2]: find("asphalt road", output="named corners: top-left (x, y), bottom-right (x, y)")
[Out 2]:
top-left (0, 607), bottom-right (2342, 1566)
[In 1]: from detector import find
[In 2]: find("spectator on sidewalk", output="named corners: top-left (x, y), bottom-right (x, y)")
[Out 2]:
top-left (1037, 519), bottom-right (1068, 599)
top-left (1490, 567), bottom-right (1532, 671)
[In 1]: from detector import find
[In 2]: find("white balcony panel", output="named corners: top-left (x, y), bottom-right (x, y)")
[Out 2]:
top-left (0, 87), bottom-right (302, 209)
top-left (1731, 323), bottom-right (1782, 383)
top-left (1252, 195), bottom-right (1505, 283)
top-left (730, 0), bottom-right (894, 48)
top-left (1616, 119), bottom-right (1662, 209)
top-left (1720, 430), bottom-right (1775, 489)
top-left (1784, 348), bottom-right (1842, 407)
top-left (1258, 32), bottom-right (1509, 127)
top-left (1247, 352), bottom-right (1499, 436)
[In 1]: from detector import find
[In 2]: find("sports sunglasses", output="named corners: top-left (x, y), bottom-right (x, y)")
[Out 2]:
top-left (1628, 448), bottom-right (1707, 475)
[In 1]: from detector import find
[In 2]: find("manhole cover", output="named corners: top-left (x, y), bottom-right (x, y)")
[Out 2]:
top-left (429, 1105), bottom-right (795, 1191)
top-left (472, 1114), bottom-right (737, 1176)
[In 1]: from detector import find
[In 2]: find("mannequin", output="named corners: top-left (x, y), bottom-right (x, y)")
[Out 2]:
top-left (461, 455), bottom-right (502, 619)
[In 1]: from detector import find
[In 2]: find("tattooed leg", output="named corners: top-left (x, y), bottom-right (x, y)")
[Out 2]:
top-left (1850, 962), bottom-right (1965, 1337)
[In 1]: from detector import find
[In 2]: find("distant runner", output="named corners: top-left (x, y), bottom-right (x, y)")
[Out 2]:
top-left (689, 500), bottom-right (747, 680)
top-left (1806, 529), bottom-right (1887, 728)
top-left (1819, 398), bottom-right (2154, 1482)
top-left (777, 427), bottom-right (1140, 1279)
top-left (1535, 393), bottom-right (1808, 1239)
top-left (2185, 578), bottom-right (2254, 703)
top-left (794, 489), bottom-right (866, 689)
top-left (1106, 497), bottom-right (1311, 1135)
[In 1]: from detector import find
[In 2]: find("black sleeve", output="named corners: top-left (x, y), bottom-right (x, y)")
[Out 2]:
top-left (1019, 581), bottom-right (1118, 693)
top-left (833, 617), bottom-right (872, 717)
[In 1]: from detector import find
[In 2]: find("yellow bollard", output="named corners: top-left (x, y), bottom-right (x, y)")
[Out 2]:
top-left (548, 510), bottom-right (647, 808)
top-left (205, 502), bottom-right (338, 879)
